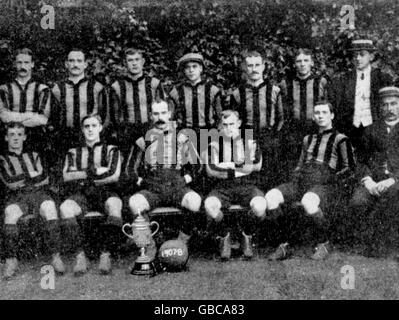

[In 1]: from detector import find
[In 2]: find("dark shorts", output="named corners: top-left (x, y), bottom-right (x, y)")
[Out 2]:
top-left (275, 163), bottom-right (337, 211)
top-left (277, 182), bottom-right (332, 210)
top-left (136, 169), bottom-right (192, 208)
top-left (4, 190), bottom-right (54, 216)
top-left (64, 185), bottom-right (120, 213)
top-left (207, 179), bottom-right (264, 209)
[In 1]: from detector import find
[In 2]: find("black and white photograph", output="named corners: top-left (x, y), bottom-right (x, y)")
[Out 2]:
top-left (1, 0), bottom-right (399, 304)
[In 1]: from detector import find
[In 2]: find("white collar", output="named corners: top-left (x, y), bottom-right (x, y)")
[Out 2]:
top-left (385, 119), bottom-right (399, 129)
top-left (356, 64), bottom-right (371, 75)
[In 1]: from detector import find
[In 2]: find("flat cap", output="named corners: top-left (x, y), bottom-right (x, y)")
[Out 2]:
top-left (177, 53), bottom-right (204, 68)
top-left (379, 86), bottom-right (399, 98)
top-left (348, 39), bottom-right (376, 52)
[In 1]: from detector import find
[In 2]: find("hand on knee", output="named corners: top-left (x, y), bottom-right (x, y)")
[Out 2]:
top-left (105, 197), bottom-right (123, 218)
top-left (265, 189), bottom-right (284, 210)
top-left (60, 200), bottom-right (82, 219)
top-left (4, 204), bottom-right (24, 225)
top-left (40, 200), bottom-right (58, 221)
top-left (301, 192), bottom-right (321, 215)
top-left (128, 194), bottom-right (150, 215)
top-left (204, 196), bottom-right (222, 220)
top-left (181, 191), bottom-right (202, 212)
top-left (250, 196), bottom-right (267, 218)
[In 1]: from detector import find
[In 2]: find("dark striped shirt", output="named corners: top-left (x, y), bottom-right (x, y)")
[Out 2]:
top-left (279, 75), bottom-right (328, 124)
top-left (295, 128), bottom-right (355, 174)
top-left (63, 141), bottom-right (121, 186)
top-left (125, 123), bottom-right (201, 180)
top-left (52, 77), bottom-right (107, 130)
top-left (110, 75), bottom-right (165, 125)
top-left (0, 79), bottom-right (51, 126)
top-left (229, 81), bottom-right (284, 134)
top-left (204, 132), bottom-right (262, 180)
top-left (168, 80), bottom-right (222, 129)
top-left (0, 150), bottom-right (49, 191)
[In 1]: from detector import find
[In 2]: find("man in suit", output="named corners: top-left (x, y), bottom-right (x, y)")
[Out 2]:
top-left (349, 86), bottom-right (399, 251)
top-left (329, 39), bottom-right (392, 150)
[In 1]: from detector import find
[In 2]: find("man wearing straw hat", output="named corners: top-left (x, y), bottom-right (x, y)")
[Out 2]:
top-left (329, 39), bottom-right (392, 149)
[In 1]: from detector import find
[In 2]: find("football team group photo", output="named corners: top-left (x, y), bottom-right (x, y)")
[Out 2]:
top-left (1, 0), bottom-right (399, 300)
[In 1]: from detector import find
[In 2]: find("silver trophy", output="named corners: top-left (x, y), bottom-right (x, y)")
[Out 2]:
top-left (122, 213), bottom-right (159, 275)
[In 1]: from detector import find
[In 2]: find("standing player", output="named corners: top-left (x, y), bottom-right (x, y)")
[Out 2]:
top-left (203, 110), bottom-right (267, 260)
top-left (0, 122), bottom-right (64, 279)
top-left (265, 101), bottom-right (355, 260)
top-left (279, 48), bottom-right (328, 174)
top-left (168, 52), bottom-right (223, 133)
top-left (110, 48), bottom-right (165, 152)
top-left (127, 100), bottom-right (202, 245)
top-left (168, 52), bottom-right (223, 193)
top-left (51, 49), bottom-right (108, 153)
top-left (59, 113), bottom-right (122, 275)
top-left (329, 39), bottom-right (392, 149)
top-left (0, 48), bottom-right (51, 153)
top-left (229, 51), bottom-right (284, 188)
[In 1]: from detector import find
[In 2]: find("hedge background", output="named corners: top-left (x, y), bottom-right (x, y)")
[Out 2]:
top-left (1, 0), bottom-right (399, 94)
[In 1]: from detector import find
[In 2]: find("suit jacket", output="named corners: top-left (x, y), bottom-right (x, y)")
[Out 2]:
top-left (329, 68), bottom-right (392, 136)
top-left (357, 121), bottom-right (399, 182)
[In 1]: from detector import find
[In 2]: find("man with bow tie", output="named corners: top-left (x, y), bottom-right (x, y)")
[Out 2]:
top-left (126, 100), bottom-right (202, 247)
top-left (329, 39), bottom-right (392, 150)
top-left (349, 86), bottom-right (399, 252)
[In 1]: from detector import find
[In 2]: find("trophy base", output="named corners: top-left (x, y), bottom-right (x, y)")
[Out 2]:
top-left (131, 261), bottom-right (157, 276)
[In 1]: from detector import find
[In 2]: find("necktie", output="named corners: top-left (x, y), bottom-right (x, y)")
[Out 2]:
top-left (361, 73), bottom-right (365, 80)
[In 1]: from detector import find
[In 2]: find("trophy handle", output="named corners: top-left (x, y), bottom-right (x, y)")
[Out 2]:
top-left (150, 221), bottom-right (160, 237)
top-left (122, 223), bottom-right (134, 239)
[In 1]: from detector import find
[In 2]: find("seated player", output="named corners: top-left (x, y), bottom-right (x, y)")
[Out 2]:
top-left (349, 87), bottom-right (399, 252)
top-left (0, 122), bottom-right (64, 279)
top-left (203, 110), bottom-right (267, 261)
top-left (59, 113), bottom-right (122, 275)
top-left (127, 100), bottom-right (202, 245)
top-left (265, 101), bottom-right (355, 260)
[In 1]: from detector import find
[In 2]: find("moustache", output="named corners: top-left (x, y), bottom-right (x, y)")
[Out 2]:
top-left (155, 120), bottom-right (166, 125)
top-left (18, 69), bottom-right (27, 73)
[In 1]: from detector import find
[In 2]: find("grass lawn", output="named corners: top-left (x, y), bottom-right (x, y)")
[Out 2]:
top-left (1, 246), bottom-right (399, 300)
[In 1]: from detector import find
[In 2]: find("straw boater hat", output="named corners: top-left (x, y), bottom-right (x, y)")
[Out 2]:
top-left (348, 39), bottom-right (376, 52)
top-left (177, 53), bottom-right (205, 69)
top-left (379, 86), bottom-right (399, 99)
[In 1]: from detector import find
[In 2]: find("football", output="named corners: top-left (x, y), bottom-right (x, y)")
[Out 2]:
top-left (158, 239), bottom-right (189, 270)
